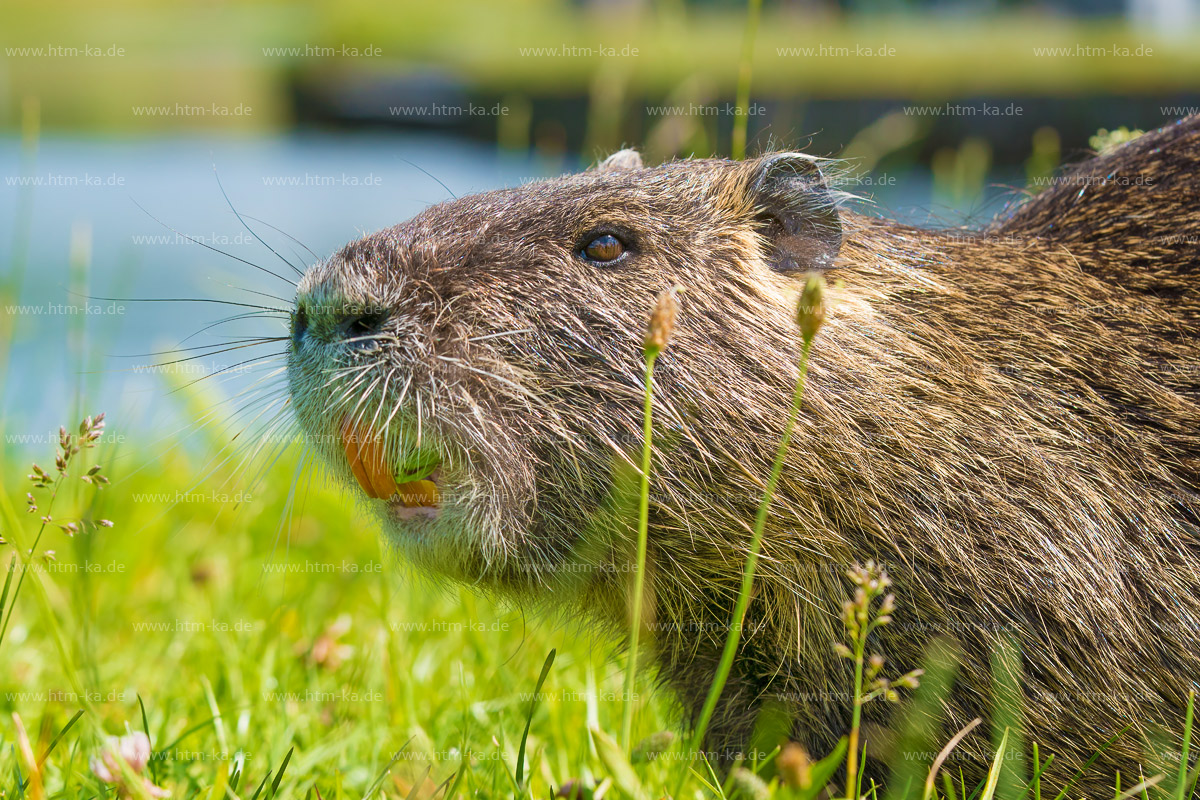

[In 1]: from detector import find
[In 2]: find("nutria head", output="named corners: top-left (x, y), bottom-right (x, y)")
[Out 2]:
top-left (286, 149), bottom-right (843, 589)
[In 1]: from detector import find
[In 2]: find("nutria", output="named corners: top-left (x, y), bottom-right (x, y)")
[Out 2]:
top-left (286, 115), bottom-right (1200, 794)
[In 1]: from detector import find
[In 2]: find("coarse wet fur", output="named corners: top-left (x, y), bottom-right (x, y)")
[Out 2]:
top-left (287, 116), bottom-right (1200, 795)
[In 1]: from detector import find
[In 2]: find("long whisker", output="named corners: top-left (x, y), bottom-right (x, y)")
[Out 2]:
top-left (258, 446), bottom-right (315, 592)
top-left (241, 214), bottom-right (323, 264)
top-left (176, 312), bottom-right (290, 347)
top-left (110, 395), bottom-right (295, 536)
top-left (141, 340), bottom-right (286, 367)
top-left (106, 361), bottom-right (293, 500)
top-left (107, 367), bottom-right (291, 479)
top-left (85, 293), bottom-right (290, 313)
top-left (115, 337), bottom-right (288, 359)
top-left (132, 198), bottom-right (297, 287)
top-left (213, 169), bottom-right (305, 278)
top-left (166, 351), bottom-right (287, 395)
top-left (205, 278), bottom-right (293, 306)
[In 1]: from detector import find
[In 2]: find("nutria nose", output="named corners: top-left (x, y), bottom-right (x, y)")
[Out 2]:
top-left (291, 298), bottom-right (390, 348)
top-left (335, 307), bottom-right (390, 344)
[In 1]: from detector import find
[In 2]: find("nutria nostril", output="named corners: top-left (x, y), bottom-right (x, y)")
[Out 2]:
top-left (288, 288), bottom-right (395, 349)
top-left (290, 304), bottom-right (308, 345)
top-left (337, 309), bottom-right (390, 346)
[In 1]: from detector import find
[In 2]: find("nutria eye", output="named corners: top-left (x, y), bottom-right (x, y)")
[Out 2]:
top-left (582, 233), bottom-right (626, 263)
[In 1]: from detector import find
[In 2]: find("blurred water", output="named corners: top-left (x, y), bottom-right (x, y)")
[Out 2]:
top-left (0, 133), bottom-right (554, 444)
top-left (0, 132), bottom-right (1018, 446)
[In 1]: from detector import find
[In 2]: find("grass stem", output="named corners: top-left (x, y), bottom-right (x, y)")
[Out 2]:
top-left (673, 333), bottom-right (814, 797)
top-left (846, 631), bottom-right (867, 799)
top-left (622, 349), bottom-right (659, 750)
top-left (731, 0), bottom-right (763, 160)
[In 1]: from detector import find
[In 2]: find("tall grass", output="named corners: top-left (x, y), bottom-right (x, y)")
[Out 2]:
top-left (622, 287), bottom-right (678, 750)
top-left (730, 0), bottom-right (763, 161)
top-left (668, 275), bottom-right (825, 799)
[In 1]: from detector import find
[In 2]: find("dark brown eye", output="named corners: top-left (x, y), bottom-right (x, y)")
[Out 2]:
top-left (582, 233), bottom-right (626, 263)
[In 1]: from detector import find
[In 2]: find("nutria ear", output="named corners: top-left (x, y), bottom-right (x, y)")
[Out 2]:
top-left (596, 149), bottom-right (644, 173)
top-left (750, 153), bottom-right (842, 272)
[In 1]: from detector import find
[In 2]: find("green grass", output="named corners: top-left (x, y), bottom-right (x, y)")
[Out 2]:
top-left (0, 415), bottom-right (687, 797)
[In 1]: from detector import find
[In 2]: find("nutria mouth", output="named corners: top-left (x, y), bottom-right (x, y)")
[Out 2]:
top-left (338, 415), bottom-right (442, 517)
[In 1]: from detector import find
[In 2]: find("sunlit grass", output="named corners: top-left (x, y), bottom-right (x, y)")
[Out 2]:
top-left (1, 418), bottom-right (680, 797)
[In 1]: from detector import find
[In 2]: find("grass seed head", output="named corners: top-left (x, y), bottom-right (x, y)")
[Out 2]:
top-left (777, 742), bottom-right (813, 789)
top-left (797, 273), bottom-right (827, 341)
top-left (729, 766), bottom-right (770, 800)
top-left (644, 286), bottom-right (680, 357)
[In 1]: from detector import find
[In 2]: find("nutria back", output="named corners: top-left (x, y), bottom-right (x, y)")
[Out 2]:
top-left (287, 117), bottom-right (1200, 795)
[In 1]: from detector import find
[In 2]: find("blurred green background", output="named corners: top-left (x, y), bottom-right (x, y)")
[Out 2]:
top-left (4, 0), bottom-right (1200, 158)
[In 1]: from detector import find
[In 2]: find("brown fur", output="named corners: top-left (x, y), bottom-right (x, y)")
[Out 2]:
top-left (287, 117), bottom-right (1200, 795)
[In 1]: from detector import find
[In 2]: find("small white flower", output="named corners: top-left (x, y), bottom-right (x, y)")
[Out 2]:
top-left (90, 731), bottom-right (169, 798)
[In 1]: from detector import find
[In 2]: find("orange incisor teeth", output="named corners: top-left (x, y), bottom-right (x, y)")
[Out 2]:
top-left (396, 479), bottom-right (439, 508)
top-left (340, 417), bottom-right (398, 500)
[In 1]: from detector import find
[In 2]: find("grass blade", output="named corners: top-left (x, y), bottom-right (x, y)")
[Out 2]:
top-left (1119, 776), bottom-right (1163, 800)
top-left (592, 727), bottom-right (645, 800)
top-left (1012, 750), bottom-right (1056, 800)
top-left (405, 765), bottom-right (432, 800)
top-left (1050, 725), bottom-right (1132, 800)
top-left (157, 715), bottom-right (220, 754)
top-left (516, 648), bottom-right (556, 789)
top-left (269, 746), bottom-right (294, 798)
top-left (1177, 691), bottom-right (1196, 800)
top-left (364, 736), bottom-right (412, 800)
top-left (36, 709), bottom-right (84, 768)
top-left (443, 760), bottom-right (469, 800)
top-left (429, 770), bottom-right (459, 800)
top-left (250, 768), bottom-right (273, 800)
top-left (804, 737), bottom-right (849, 800)
top-left (0, 555), bottom-right (16, 643)
top-left (924, 719), bottom-right (982, 800)
top-left (675, 282), bottom-right (825, 800)
top-left (979, 728), bottom-right (1010, 800)
top-left (137, 695), bottom-right (156, 784)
